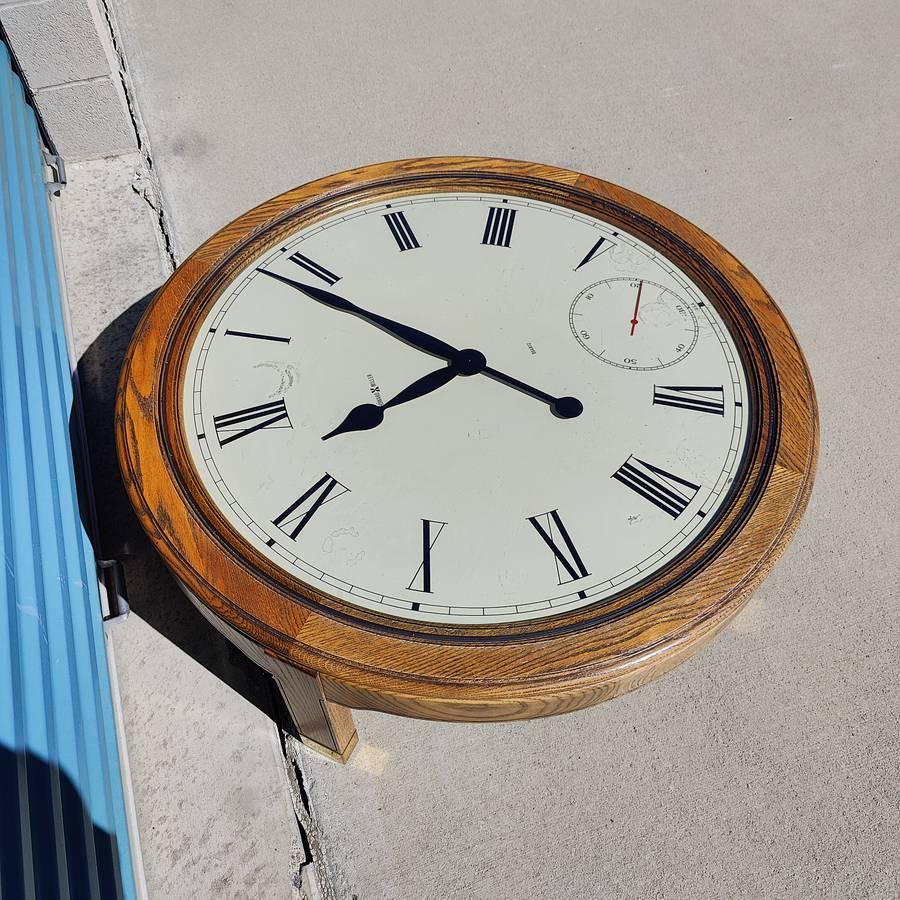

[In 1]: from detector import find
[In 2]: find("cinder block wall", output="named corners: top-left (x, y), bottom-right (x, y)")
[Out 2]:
top-left (0, 0), bottom-right (135, 159)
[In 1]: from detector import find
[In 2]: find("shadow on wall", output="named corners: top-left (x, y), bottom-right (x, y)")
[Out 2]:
top-left (0, 743), bottom-right (123, 898)
top-left (73, 290), bottom-right (280, 724)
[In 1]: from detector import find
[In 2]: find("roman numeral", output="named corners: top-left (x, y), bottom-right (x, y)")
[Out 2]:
top-left (612, 457), bottom-right (701, 518)
top-left (224, 329), bottom-right (291, 343)
top-left (272, 473), bottom-right (350, 540)
top-left (575, 235), bottom-right (614, 270)
top-left (481, 206), bottom-right (516, 247)
top-left (213, 399), bottom-right (291, 446)
top-left (653, 385), bottom-right (725, 416)
top-left (384, 211), bottom-right (420, 251)
top-left (527, 509), bottom-right (590, 586)
top-left (407, 518), bottom-right (447, 594)
top-left (287, 251), bottom-right (341, 285)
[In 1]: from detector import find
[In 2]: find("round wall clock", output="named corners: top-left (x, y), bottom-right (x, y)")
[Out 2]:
top-left (117, 157), bottom-right (817, 762)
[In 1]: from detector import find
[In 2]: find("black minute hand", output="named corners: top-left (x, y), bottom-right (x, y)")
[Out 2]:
top-left (258, 270), bottom-right (459, 361)
top-left (482, 366), bottom-right (583, 419)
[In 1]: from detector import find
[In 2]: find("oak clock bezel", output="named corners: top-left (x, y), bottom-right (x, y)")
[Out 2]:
top-left (117, 157), bottom-right (817, 721)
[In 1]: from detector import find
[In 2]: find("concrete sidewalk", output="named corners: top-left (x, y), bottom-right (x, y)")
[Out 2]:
top-left (65, 0), bottom-right (900, 896)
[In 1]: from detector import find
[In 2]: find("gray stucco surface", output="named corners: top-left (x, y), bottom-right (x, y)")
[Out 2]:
top-left (0, 0), bottom-right (137, 158)
top-left (65, 0), bottom-right (900, 896)
top-left (0, 0), bottom-right (111, 89)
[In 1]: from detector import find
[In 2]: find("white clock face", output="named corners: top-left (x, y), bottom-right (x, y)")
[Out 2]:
top-left (182, 191), bottom-right (750, 625)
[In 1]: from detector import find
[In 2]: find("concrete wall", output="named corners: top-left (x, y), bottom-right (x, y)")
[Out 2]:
top-left (0, 0), bottom-right (135, 158)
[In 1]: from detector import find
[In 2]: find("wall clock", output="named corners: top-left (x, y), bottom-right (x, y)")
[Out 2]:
top-left (117, 157), bottom-right (817, 762)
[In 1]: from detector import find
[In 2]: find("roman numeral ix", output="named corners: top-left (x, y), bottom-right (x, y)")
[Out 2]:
top-left (287, 251), bottom-right (341, 285)
top-left (407, 518), bottom-right (447, 595)
top-left (223, 329), bottom-right (291, 343)
top-left (612, 457), bottom-right (701, 518)
top-left (653, 385), bottom-right (725, 416)
top-left (212, 399), bottom-right (291, 446)
top-left (527, 509), bottom-right (590, 591)
top-left (272, 473), bottom-right (350, 540)
top-left (384, 211), bottom-right (420, 251)
top-left (482, 206), bottom-right (516, 247)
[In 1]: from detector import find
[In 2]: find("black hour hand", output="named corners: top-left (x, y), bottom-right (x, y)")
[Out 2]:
top-left (322, 364), bottom-right (459, 440)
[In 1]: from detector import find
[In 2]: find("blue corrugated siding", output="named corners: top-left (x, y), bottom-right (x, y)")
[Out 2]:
top-left (0, 41), bottom-right (136, 899)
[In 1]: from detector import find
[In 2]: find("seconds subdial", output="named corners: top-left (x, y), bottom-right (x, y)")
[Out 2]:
top-left (570, 277), bottom-right (699, 370)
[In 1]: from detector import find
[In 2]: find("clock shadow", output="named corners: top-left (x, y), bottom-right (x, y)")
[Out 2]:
top-left (72, 290), bottom-right (292, 730)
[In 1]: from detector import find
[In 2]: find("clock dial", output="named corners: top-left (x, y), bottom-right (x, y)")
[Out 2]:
top-left (182, 191), bottom-right (750, 625)
top-left (570, 277), bottom-right (699, 370)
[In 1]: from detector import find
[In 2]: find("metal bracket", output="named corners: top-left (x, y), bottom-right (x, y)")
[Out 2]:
top-left (42, 150), bottom-right (66, 196)
top-left (98, 558), bottom-right (130, 627)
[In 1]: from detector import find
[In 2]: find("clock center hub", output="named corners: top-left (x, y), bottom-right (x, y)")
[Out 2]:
top-left (453, 348), bottom-right (487, 376)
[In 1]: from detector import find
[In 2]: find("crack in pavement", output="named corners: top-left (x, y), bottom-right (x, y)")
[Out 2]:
top-left (281, 732), bottom-right (342, 900)
top-left (97, 0), bottom-right (178, 271)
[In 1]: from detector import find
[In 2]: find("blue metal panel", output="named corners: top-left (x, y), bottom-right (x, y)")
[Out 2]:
top-left (0, 41), bottom-right (137, 899)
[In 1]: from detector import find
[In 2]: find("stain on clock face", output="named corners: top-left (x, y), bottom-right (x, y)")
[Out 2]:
top-left (183, 192), bottom-right (750, 624)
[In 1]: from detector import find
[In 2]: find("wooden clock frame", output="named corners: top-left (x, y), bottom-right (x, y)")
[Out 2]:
top-left (117, 157), bottom-right (818, 762)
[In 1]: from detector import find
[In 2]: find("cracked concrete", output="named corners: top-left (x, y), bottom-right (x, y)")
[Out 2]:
top-left (96, 0), bottom-right (177, 267)
top-left (283, 736), bottom-right (340, 900)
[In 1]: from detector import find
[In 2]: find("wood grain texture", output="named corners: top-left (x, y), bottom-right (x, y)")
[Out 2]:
top-left (269, 662), bottom-right (358, 761)
top-left (116, 157), bottom-right (818, 723)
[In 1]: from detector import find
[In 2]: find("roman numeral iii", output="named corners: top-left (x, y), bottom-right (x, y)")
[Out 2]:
top-left (407, 518), bottom-right (447, 594)
top-left (212, 399), bottom-right (291, 446)
top-left (527, 509), bottom-right (590, 588)
top-left (287, 251), bottom-right (341, 285)
top-left (653, 385), bottom-right (725, 416)
top-left (612, 457), bottom-right (701, 518)
top-left (272, 473), bottom-right (350, 540)
top-left (482, 206), bottom-right (516, 247)
top-left (384, 211), bottom-right (420, 251)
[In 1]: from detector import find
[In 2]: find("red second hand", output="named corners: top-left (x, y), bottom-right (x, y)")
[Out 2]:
top-left (630, 280), bottom-right (643, 336)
